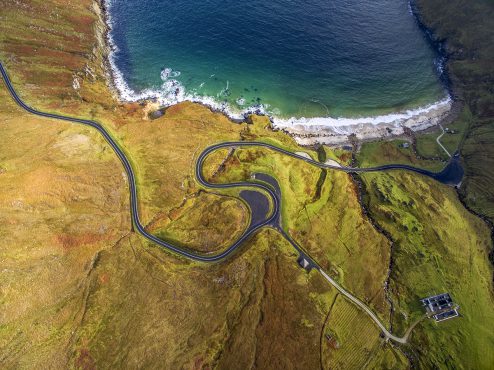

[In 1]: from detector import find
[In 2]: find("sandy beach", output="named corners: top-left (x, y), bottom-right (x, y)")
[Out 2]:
top-left (98, 0), bottom-right (455, 147)
top-left (272, 97), bottom-right (453, 145)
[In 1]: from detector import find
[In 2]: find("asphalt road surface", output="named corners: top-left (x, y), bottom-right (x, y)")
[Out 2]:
top-left (1, 61), bottom-right (459, 343)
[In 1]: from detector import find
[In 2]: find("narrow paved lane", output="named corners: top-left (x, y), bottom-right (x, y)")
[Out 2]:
top-left (319, 270), bottom-right (417, 343)
top-left (0, 61), bottom-right (278, 262)
top-left (437, 124), bottom-right (452, 158)
top-left (0, 61), bottom-right (449, 343)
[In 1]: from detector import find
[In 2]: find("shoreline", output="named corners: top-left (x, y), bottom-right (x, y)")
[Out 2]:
top-left (97, 0), bottom-right (458, 146)
top-left (272, 97), bottom-right (453, 145)
top-left (94, 0), bottom-right (120, 103)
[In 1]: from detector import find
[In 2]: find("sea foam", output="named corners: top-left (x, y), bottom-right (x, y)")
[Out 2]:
top-left (273, 97), bottom-right (451, 130)
top-left (103, 0), bottom-right (451, 133)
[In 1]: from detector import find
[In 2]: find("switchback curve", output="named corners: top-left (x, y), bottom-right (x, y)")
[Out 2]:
top-left (1, 61), bottom-right (455, 343)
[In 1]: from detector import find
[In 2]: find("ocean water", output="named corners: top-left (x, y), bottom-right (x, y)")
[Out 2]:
top-left (105, 0), bottom-right (447, 121)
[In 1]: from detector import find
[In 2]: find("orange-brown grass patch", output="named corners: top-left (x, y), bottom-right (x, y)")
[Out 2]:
top-left (56, 233), bottom-right (109, 251)
top-left (147, 192), bottom-right (249, 253)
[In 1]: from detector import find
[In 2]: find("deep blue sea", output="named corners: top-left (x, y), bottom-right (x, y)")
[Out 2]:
top-left (106, 0), bottom-right (446, 120)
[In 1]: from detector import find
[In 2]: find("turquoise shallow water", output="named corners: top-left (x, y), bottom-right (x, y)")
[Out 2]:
top-left (106, 0), bottom-right (446, 119)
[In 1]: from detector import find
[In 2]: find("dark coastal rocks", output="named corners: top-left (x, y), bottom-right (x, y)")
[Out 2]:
top-left (149, 110), bottom-right (163, 120)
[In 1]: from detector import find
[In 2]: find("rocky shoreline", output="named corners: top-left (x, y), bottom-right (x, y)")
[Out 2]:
top-left (274, 0), bottom-right (462, 146)
top-left (93, 0), bottom-right (121, 103)
top-left (95, 0), bottom-right (459, 147)
top-left (273, 98), bottom-right (455, 146)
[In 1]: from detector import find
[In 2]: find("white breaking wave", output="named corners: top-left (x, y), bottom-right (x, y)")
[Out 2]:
top-left (103, 0), bottom-right (451, 131)
top-left (273, 97), bottom-right (452, 129)
top-left (161, 68), bottom-right (181, 79)
top-left (104, 1), bottom-right (266, 119)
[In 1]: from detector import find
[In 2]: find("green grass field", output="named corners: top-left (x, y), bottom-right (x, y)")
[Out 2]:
top-left (415, 0), bottom-right (494, 222)
top-left (357, 139), bottom-right (444, 171)
top-left (322, 294), bottom-right (408, 369)
top-left (203, 144), bottom-right (393, 321)
top-left (361, 170), bottom-right (494, 368)
top-left (415, 108), bottom-right (472, 160)
top-left (1, 0), bottom-right (493, 368)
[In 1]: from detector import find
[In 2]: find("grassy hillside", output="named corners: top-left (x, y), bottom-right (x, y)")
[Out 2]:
top-left (357, 167), bottom-right (494, 368)
top-left (415, 108), bottom-right (472, 160)
top-left (322, 295), bottom-right (408, 369)
top-left (1, 0), bottom-right (493, 368)
top-left (415, 0), bottom-right (494, 222)
top-left (0, 0), bottom-right (391, 367)
top-left (357, 139), bottom-right (444, 171)
top-left (203, 143), bottom-right (392, 322)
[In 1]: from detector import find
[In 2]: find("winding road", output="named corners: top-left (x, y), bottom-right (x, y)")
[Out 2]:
top-left (0, 61), bottom-right (461, 343)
